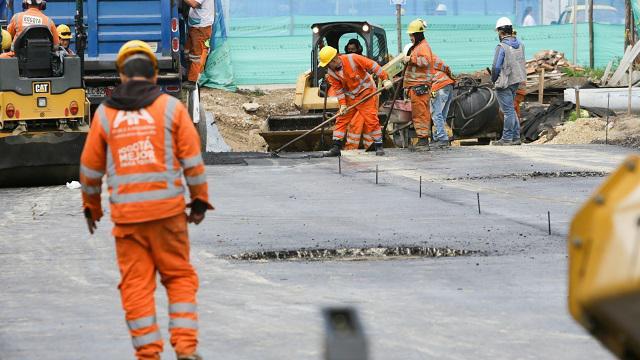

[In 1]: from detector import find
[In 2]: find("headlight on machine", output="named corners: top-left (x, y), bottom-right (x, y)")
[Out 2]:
top-left (37, 97), bottom-right (47, 108)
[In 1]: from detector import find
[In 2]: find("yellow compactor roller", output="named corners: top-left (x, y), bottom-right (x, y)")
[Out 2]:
top-left (0, 25), bottom-right (89, 187)
top-left (569, 155), bottom-right (640, 359)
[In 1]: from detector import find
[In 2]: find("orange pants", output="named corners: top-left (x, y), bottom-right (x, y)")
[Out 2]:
top-left (409, 89), bottom-right (432, 138)
top-left (113, 214), bottom-right (199, 360)
top-left (185, 26), bottom-right (212, 82)
top-left (333, 92), bottom-right (382, 150)
top-left (514, 89), bottom-right (526, 120)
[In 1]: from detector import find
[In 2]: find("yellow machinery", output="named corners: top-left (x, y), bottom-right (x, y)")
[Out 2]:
top-left (0, 25), bottom-right (90, 186)
top-left (260, 21), bottom-right (405, 152)
top-left (568, 155), bottom-right (640, 359)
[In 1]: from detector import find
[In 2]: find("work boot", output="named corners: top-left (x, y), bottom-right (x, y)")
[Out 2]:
top-left (375, 142), bottom-right (385, 156)
top-left (432, 140), bottom-right (450, 149)
top-left (324, 140), bottom-right (342, 157)
top-left (177, 353), bottom-right (203, 360)
top-left (512, 138), bottom-right (522, 145)
top-left (415, 137), bottom-right (430, 151)
top-left (492, 138), bottom-right (513, 146)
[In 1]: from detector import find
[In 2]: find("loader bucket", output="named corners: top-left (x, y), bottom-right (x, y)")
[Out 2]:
top-left (0, 131), bottom-right (87, 187)
top-left (260, 114), bottom-right (333, 152)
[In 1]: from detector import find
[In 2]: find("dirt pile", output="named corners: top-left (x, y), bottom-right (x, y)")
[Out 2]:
top-left (534, 115), bottom-right (640, 148)
top-left (200, 88), bottom-right (297, 152)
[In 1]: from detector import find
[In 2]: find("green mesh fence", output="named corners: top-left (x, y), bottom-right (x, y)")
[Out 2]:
top-left (225, 15), bottom-right (625, 85)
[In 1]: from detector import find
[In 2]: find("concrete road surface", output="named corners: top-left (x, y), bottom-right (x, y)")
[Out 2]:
top-left (0, 144), bottom-right (629, 359)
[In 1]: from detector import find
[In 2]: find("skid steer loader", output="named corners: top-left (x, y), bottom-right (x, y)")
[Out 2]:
top-left (0, 25), bottom-right (90, 187)
top-left (259, 21), bottom-right (405, 152)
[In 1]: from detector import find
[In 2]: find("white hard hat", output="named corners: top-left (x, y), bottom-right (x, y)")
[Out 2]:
top-left (403, 43), bottom-right (413, 55)
top-left (495, 17), bottom-right (513, 29)
top-left (435, 3), bottom-right (447, 12)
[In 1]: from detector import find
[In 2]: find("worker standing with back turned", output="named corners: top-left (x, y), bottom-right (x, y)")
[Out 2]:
top-left (8, 0), bottom-right (59, 46)
top-left (319, 45), bottom-right (393, 156)
top-left (182, 0), bottom-right (214, 88)
top-left (80, 40), bottom-right (213, 360)
top-left (491, 17), bottom-right (526, 146)
top-left (403, 18), bottom-right (455, 150)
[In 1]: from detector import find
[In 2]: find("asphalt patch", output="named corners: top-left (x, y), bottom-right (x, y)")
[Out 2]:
top-left (229, 246), bottom-right (477, 261)
top-left (443, 170), bottom-right (607, 181)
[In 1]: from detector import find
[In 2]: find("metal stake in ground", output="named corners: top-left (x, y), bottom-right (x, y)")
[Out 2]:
top-left (548, 211), bottom-right (551, 235)
top-left (477, 193), bottom-right (481, 215)
top-left (375, 165), bottom-right (379, 184)
top-left (419, 176), bottom-right (422, 198)
top-left (606, 93), bottom-right (610, 145)
top-left (338, 156), bottom-right (341, 174)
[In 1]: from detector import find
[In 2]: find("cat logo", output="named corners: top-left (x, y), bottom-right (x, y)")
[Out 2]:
top-left (33, 82), bottom-right (50, 94)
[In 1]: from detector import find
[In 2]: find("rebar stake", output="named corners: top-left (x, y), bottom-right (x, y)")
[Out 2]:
top-left (477, 193), bottom-right (481, 215)
top-left (338, 156), bottom-right (341, 174)
top-left (419, 176), bottom-right (422, 198)
top-left (606, 93), bottom-right (610, 145)
top-left (548, 211), bottom-right (551, 235)
top-left (375, 165), bottom-right (379, 184)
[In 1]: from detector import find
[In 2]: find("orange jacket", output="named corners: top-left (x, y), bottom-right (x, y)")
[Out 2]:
top-left (8, 8), bottom-right (59, 47)
top-left (80, 93), bottom-right (213, 224)
top-left (403, 39), bottom-right (454, 92)
top-left (326, 53), bottom-right (388, 106)
top-left (0, 51), bottom-right (15, 58)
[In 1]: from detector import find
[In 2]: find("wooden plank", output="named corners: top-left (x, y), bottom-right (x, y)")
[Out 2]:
top-left (600, 60), bottom-right (613, 86)
top-left (607, 45), bottom-right (632, 85)
top-left (609, 43), bottom-right (640, 85)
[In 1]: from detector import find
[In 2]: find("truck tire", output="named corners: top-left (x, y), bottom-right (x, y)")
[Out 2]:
top-left (197, 106), bottom-right (207, 154)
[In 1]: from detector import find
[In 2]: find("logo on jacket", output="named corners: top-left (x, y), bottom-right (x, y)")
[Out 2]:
top-left (118, 137), bottom-right (157, 167)
top-left (22, 15), bottom-right (43, 26)
top-left (113, 109), bottom-right (155, 129)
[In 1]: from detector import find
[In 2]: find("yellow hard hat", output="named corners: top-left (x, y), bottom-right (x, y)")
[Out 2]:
top-left (407, 19), bottom-right (426, 34)
top-left (57, 24), bottom-right (72, 40)
top-left (116, 40), bottom-right (158, 72)
top-left (1, 29), bottom-right (11, 51)
top-left (318, 46), bottom-right (337, 68)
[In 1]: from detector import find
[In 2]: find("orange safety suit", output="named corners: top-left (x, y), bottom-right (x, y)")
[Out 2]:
top-left (80, 88), bottom-right (213, 360)
top-left (514, 88), bottom-right (526, 119)
top-left (326, 53), bottom-right (388, 150)
top-left (8, 7), bottom-right (59, 46)
top-left (185, 26), bottom-right (211, 82)
top-left (403, 39), bottom-right (454, 139)
top-left (0, 51), bottom-right (15, 58)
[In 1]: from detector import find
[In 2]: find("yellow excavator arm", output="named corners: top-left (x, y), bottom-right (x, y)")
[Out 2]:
top-left (568, 155), bottom-right (640, 359)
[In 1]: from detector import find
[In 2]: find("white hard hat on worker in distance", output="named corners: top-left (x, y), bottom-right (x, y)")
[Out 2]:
top-left (435, 3), bottom-right (447, 12)
top-left (495, 17), bottom-right (513, 29)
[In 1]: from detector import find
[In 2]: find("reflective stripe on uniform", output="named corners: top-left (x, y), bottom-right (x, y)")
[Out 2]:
top-left (179, 154), bottom-right (203, 169)
top-left (131, 330), bottom-right (162, 348)
top-left (327, 69), bottom-right (341, 82)
top-left (169, 318), bottom-right (198, 330)
top-left (82, 185), bottom-right (101, 195)
top-left (169, 302), bottom-right (197, 314)
top-left (98, 97), bottom-right (184, 205)
top-left (333, 131), bottom-right (345, 137)
top-left (185, 174), bottom-right (207, 186)
top-left (80, 164), bottom-right (105, 179)
top-left (346, 54), bottom-right (357, 70)
top-left (127, 315), bottom-right (157, 330)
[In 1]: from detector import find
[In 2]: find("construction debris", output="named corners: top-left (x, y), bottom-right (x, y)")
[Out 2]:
top-left (601, 41), bottom-right (640, 86)
top-left (527, 50), bottom-right (583, 75)
top-left (242, 102), bottom-right (261, 113)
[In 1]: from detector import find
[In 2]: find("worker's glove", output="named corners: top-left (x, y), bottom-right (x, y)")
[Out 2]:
top-left (84, 207), bottom-right (98, 235)
top-left (383, 79), bottom-right (394, 90)
top-left (188, 199), bottom-right (208, 225)
top-left (338, 105), bottom-right (348, 116)
top-left (402, 55), bottom-right (411, 64)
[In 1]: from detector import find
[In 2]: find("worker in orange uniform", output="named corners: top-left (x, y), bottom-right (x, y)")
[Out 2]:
top-left (319, 45), bottom-right (393, 156)
top-left (182, 0), bottom-right (214, 88)
top-left (403, 19), bottom-right (455, 150)
top-left (80, 40), bottom-right (212, 360)
top-left (8, 0), bottom-right (59, 47)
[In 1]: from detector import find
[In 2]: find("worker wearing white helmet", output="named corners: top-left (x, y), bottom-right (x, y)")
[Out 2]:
top-left (491, 17), bottom-right (526, 146)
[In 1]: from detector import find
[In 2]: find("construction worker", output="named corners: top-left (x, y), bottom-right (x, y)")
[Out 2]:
top-left (319, 45), bottom-right (393, 156)
top-left (344, 38), bottom-right (363, 55)
top-left (403, 19), bottom-right (455, 149)
top-left (8, 0), bottom-right (59, 47)
top-left (0, 29), bottom-right (14, 58)
top-left (182, 0), bottom-right (214, 88)
top-left (80, 40), bottom-right (212, 360)
top-left (56, 24), bottom-right (74, 55)
top-left (491, 17), bottom-right (526, 146)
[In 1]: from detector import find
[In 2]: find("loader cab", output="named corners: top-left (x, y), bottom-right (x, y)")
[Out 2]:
top-left (310, 22), bottom-right (389, 88)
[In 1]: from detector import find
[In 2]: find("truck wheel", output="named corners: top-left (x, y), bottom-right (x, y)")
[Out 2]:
top-left (197, 107), bottom-right (207, 154)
